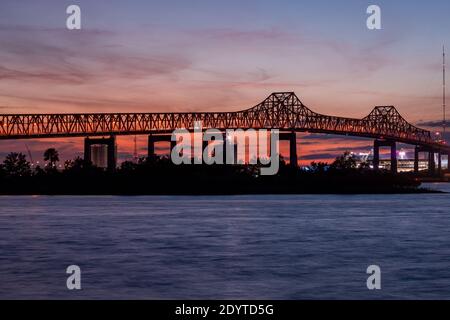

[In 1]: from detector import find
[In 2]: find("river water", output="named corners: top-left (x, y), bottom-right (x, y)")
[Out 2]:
top-left (0, 183), bottom-right (450, 299)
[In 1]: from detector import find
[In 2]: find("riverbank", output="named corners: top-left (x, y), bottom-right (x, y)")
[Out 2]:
top-left (0, 167), bottom-right (441, 195)
top-left (417, 176), bottom-right (450, 183)
top-left (1, 154), bottom-right (445, 195)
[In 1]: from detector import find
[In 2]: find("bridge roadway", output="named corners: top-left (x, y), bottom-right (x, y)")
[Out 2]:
top-left (0, 92), bottom-right (448, 173)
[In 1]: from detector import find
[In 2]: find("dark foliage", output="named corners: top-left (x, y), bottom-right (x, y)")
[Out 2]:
top-left (0, 149), bottom-right (427, 195)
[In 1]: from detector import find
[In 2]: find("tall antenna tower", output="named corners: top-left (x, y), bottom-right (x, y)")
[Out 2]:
top-left (443, 44), bottom-right (446, 141)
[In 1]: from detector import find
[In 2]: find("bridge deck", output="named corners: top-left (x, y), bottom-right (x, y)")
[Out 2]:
top-left (0, 92), bottom-right (448, 152)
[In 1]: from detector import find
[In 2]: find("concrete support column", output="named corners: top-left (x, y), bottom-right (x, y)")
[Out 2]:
top-left (373, 140), bottom-right (396, 173)
top-left (106, 136), bottom-right (117, 171)
top-left (438, 151), bottom-right (442, 175)
top-left (280, 131), bottom-right (298, 168)
top-left (289, 131), bottom-right (298, 168)
top-left (147, 134), bottom-right (155, 158)
top-left (147, 134), bottom-right (174, 160)
top-left (390, 142), bottom-right (397, 174)
top-left (414, 146), bottom-right (420, 174)
top-left (415, 146), bottom-right (440, 176)
top-left (447, 153), bottom-right (450, 171)
top-left (222, 132), bottom-right (227, 164)
top-left (84, 138), bottom-right (92, 165)
top-left (373, 140), bottom-right (380, 170)
top-left (428, 150), bottom-right (436, 174)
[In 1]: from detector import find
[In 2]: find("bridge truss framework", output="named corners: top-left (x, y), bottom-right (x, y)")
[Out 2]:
top-left (0, 92), bottom-right (448, 173)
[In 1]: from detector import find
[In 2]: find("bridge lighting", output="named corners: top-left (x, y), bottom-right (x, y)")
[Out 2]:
top-left (1, 92), bottom-right (449, 159)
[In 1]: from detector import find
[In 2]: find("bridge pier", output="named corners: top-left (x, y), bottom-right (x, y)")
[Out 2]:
top-left (373, 142), bottom-right (380, 170)
top-left (428, 150), bottom-right (436, 175)
top-left (147, 135), bottom-right (154, 158)
top-left (391, 143), bottom-right (397, 174)
top-left (148, 132), bottom-right (241, 164)
top-left (445, 152), bottom-right (450, 172)
top-left (414, 146), bottom-right (420, 173)
top-left (415, 146), bottom-right (440, 175)
top-left (223, 132), bottom-right (227, 163)
top-left (437, 151), bottom-right (442, 175)
top-left (84, 136), bottom-right (116, 171)
top-left (441, 151), bottom-right (450, 172)
top-left (279, 131), bottom-right (298, 168)
top-left (373, 140), bottom-right (397, 173)
top-left (148, 134), bottom-right (176, 160)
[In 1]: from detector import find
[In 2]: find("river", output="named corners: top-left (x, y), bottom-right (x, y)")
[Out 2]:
top-left (1, 183), bottom-right (450, 299)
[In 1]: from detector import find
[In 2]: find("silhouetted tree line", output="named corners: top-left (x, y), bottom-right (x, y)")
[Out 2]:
top-left (0, 149), bottom-right (424, 194)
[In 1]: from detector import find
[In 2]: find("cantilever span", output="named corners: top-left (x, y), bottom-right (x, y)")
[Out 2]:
top-left (0, 92), bottom-right (449, 173)
top-left (0, 92), bottom-right (445, 145)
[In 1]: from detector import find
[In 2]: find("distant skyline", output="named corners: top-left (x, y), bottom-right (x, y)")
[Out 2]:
top-left (0, 0), bottom-right (449, 163)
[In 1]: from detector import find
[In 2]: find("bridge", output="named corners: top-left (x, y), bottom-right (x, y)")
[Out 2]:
top-left (0, 92), bottom-right (448, 173)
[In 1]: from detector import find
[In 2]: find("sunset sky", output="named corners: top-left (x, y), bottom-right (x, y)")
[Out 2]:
top-left (0, 0), bottom-right (449, 164)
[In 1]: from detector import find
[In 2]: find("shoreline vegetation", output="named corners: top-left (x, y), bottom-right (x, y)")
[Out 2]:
top-left (0, 149), bottom-right (444, 195)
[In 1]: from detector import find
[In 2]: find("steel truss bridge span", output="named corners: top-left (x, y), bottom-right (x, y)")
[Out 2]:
top-left (0, 92), bottom-right (448, 153)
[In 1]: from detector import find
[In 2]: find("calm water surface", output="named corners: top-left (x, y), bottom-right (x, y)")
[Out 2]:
top-left (1, 183), bottom-right (450, 299)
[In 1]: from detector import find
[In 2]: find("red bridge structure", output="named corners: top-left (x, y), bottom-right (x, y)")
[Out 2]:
top-left (0, 92), bottom-right (448, 173)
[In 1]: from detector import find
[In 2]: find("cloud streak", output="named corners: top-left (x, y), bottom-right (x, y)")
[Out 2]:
top-left (0, 24), bottom-right (192, 84)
